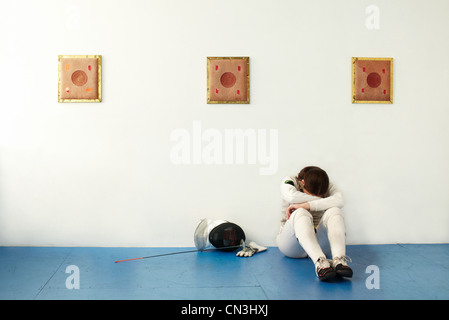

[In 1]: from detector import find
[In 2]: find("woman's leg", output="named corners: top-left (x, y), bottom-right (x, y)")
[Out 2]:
top-left (276, 211), bottom-right (308, 259)
top-left (319, 207), bottom-right (353, 277)
top-left (278, 208), bottom-right (336, 280)
top-left (319, 207), bottom-right (346, 258)
top-left (277, 208), bottom-right (326, 261)
top-left (290, 208), bottom-right (326, 263)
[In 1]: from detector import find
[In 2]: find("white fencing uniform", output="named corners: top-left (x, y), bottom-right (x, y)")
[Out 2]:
top-left (277, 176), bottom-right (346, 263)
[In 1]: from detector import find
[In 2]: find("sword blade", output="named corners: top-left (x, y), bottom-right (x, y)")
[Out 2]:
top-left (114, 242), bottom-right (244, 263)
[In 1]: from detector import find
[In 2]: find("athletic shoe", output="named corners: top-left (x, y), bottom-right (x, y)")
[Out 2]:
top-left (331, 256), bottom-right (353, 278)
top-left (315, 257), bottom-right (336, 281)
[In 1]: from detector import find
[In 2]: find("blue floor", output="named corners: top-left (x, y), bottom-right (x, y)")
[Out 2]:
top-left (0, 244), bottom-right (448, 300)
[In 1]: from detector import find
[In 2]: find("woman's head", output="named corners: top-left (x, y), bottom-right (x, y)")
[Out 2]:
top-left (297, 166), bottom-right (329, 197)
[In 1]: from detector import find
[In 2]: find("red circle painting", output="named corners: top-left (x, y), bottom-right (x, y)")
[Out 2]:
top-left (367, 72), bottom-right (381, 88)
top-left (71, 70), bottom-right (88, 87)
top-left (220, 72), bottom-right (237, 88)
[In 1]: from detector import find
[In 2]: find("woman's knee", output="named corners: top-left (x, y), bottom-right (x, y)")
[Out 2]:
top-left (325, 207), bottom-right (343, 218)
top-left (291, 208), bottom-right (312, 220)
top-left (321, 207), bottom-right (344, 227)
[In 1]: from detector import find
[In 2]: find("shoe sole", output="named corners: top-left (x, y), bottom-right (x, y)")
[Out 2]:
top-left (336, 269), bottom-right (353, 278)
top-left (318, 269), bottom-right (337, 281)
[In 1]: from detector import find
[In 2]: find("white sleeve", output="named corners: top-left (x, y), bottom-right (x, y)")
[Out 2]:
top-left (308, 182), bottom-right (344, 211)
top-left (280, 176), bottom-right (321, 204)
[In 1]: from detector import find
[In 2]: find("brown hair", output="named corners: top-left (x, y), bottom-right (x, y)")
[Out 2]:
top-left (297, 166), bottom-right (329, 197)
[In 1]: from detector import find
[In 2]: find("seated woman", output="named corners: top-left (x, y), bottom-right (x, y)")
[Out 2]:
top-left (277, 166), bottom-right (352, 281)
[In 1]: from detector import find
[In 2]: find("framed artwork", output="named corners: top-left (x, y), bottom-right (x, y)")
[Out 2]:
top-left (207, 57), bottom-right (249, 104)
top-left (58, 55), bottom-right (102, 102)
top-left (352, 57), bottom-right (393, 104)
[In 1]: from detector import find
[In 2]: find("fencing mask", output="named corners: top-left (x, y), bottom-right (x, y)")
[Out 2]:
top-left (194, 219), bottom-right (246, 252)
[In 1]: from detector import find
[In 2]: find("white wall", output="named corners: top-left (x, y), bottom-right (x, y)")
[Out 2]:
top-left (1, 0), bottom-right (448, 247)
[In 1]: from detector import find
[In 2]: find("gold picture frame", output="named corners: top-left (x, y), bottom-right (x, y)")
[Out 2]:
top-left (207, 57), bottom-right (250, 104)
top-left (352, 57), bottom-right (393, 104)
top-left (58, 55), bottom-right (102, 103)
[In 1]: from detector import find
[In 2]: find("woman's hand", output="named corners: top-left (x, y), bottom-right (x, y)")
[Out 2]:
top-left (286, 202), bottom-right (311, 220)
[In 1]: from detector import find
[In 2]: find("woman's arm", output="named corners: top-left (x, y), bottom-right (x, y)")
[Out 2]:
top-left (280, 176), bottom-right (321, 204)
top-left (286, 202), bottom-right (311, 219)
top-left (308, 182), bottom-right (344, 211)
